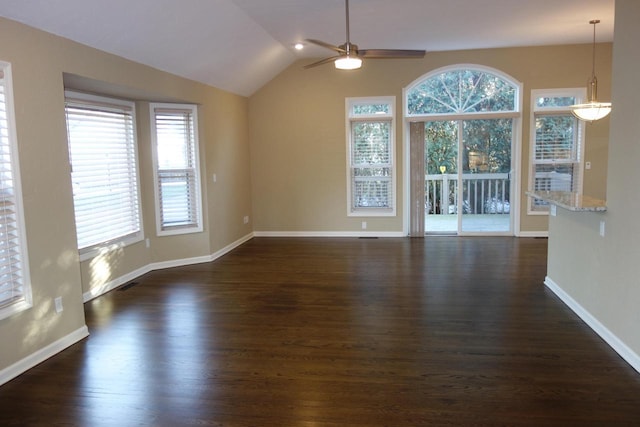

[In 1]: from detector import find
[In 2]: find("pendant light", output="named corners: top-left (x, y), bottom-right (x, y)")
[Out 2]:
top-left (570, 20), bottom-right (611, 122)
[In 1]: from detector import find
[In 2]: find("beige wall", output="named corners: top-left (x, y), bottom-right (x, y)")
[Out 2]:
top-left (547, 0), bottom-right (640, 365)
top-left (0, 18), bottom-right (252, 373)
top-left (249, 44), bottom-right (612, 234)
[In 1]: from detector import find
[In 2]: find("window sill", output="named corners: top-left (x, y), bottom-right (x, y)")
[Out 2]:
top-left (348, 209), bottom-right (396, 217)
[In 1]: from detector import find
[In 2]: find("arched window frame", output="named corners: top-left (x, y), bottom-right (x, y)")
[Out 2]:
top-left (404, 64), bottom-right (522, 121)
top-left (402, 65), bottom-right (523, 235)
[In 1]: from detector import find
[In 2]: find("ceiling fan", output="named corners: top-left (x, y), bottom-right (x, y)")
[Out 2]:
top-left (304, 0), bottom-right (426, 70)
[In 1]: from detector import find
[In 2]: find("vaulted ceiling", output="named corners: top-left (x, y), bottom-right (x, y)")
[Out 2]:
top-left (0, 0), bottom-right (615, 96)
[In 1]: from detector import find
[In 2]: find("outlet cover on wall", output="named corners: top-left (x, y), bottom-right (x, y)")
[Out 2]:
top-left (54, 297), bottom-right (63, 313)
top-left (243, 216), bottom-right (249, 224)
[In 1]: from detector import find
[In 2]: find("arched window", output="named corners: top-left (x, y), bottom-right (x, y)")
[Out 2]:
top-left (406, 67), bottom-right (519, 116)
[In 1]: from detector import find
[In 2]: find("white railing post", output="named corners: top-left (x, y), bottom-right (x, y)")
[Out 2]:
top-left (426, 172), bottom-right (510, 216)
top-left (442, 174), bottom-right (449, 215)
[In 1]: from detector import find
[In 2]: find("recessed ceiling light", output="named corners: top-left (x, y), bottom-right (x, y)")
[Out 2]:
top-left (294, 43), bottom-right (304, 50)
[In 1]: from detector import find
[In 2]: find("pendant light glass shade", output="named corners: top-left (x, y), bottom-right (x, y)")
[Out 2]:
top-left (335, 55), bottom-right (362, 70)
top-left (570, 101), bottom-right (612, 121)
top-left (570, 20), bottom-right (611, 122)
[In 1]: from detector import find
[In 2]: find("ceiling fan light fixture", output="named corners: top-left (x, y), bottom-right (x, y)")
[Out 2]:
top-left (334, 55), bottom-right (362, 70)
top-left (304, 0), bottom-right (424, 70)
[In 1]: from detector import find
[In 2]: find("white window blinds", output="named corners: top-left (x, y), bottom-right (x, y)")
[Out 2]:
top-left (347, 97), bottom-right (395, 216)
top-left (150, 104), bottom-right (202, 235)
top-left (65, 92), bottom-right (142, 255)
top-left (351, 121), bottom-right (392, 209)
top-left (0, 64), bottom-right (32, 320)
top-left (529, 89), bottom-right (585, 213)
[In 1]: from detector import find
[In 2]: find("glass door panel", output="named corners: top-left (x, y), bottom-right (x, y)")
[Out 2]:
top-left (460, 119), bottom-right (512, 233)
top-left (424, 120), bottom-right (458, 233)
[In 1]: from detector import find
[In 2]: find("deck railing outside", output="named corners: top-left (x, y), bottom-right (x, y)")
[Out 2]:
top-left (426, 173), bottom-right (510, 215)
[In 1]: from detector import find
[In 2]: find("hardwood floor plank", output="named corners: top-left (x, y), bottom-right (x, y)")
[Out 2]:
top-left (1, 237), bottom-right (639, 426)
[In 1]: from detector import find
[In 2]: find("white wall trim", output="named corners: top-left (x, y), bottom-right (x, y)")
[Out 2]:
top-left (0, 326), bottom-right (89, 387)
top-left (545, 276), bottom-right (640, 374)
top-left (148, 254), bottom-right (215, 272)
top-left (210, 232), bottom-right (254, 260)
top-left (83, 264), bottom-right (152, 303)
top-left (516, 231), bottom-right (548, 238)
top-left (254, 231), bottom-right (542, 238)
top-left (83, 232), bottom-right (255, 302)
top-left (253, 231), bottom-right (405, 238)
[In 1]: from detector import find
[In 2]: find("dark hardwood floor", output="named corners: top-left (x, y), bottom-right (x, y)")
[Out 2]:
top-left (1, 237), bottom-right (640, 426)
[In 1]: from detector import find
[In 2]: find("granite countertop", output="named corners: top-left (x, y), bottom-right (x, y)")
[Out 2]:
top-left (527, 191), bottom-right (607, 212)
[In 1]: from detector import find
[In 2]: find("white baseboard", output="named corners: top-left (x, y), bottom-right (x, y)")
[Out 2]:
top-left (0, 326), bottom-right (89, 387)
top-left (517, 231), bottom-right (548, 238)
top-left (254, 231), bottom-right (547, 239)
top-left (253, 231), bottom-right (405, 238)
top-left (545, 276), bottom-right (640, 374)
top-left (149, 254), bottom-right (215, 271)
top-left (83, 264), bottom-right (152, 303)
top-left (210, 232), bottom-right (254, 259)
top-left (84, 232), bottom-right (255, 302)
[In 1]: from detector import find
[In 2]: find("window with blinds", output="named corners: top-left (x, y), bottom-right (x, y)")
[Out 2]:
top-left (0, 63), bottom-right (32, 320)
top-left (65, 91), bottom-right (143, 258)
top-left (529, 89), bottom-right (585, 213)
top-left (346, 97), bottom-right (395, 216)
top-left (150, 103), bottom-right (202, 235)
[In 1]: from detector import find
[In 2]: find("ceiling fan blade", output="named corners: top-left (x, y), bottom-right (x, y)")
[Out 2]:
top-left (306, 39), bottom-right (346, 54)
top-left (303, 56), bottom-right (342, 69)
top-left (359, 49), bottom-right (426, 59)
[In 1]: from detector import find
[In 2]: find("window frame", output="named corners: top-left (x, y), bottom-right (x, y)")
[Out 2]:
top-left (528, 88), bottom-right (586, 215)
top-left (149, 103), bottom-right (203, 236)
top-left (0, 61), bottom-right (32, 320)
top-left (405, 64), bottom-right (520, 119)
top-left (346, 96), bottom-right (396, 217)
top-left (64, 90), bottom-right (144, 261)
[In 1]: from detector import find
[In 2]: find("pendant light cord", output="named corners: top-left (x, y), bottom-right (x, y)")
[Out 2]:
top-left (588, 19), bottom-right (600, 102)
top-left (591, 20), bottom-right (598, 80)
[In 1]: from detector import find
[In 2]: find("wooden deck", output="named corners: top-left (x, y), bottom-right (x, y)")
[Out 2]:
top-left (427, 213), bottom-right (511, 233)
top-left (1, 237), bottom-right (639, 425)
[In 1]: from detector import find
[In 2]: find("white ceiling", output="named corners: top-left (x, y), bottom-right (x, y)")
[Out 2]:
top-left (0, 0), bottom-right (615, 97)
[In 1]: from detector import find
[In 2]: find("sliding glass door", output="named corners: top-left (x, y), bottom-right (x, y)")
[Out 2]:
top-left (423, 118), bottom-right (513, 234)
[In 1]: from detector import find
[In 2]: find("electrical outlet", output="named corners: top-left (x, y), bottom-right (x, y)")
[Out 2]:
top-left (54, 297), bottom-right (63, 313)
top-left (145, 238), bottom-right (150, 248)
top-left (212, 173), bottom-right (217, 183)
top-left (599, 220), bottom-right (605, 237)
top-left (243, 215), bottom-right (249, 224)
top-left (585, 161), bottom-right (592, 170)
top-left (361, 221), bottom-right (367, 230)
